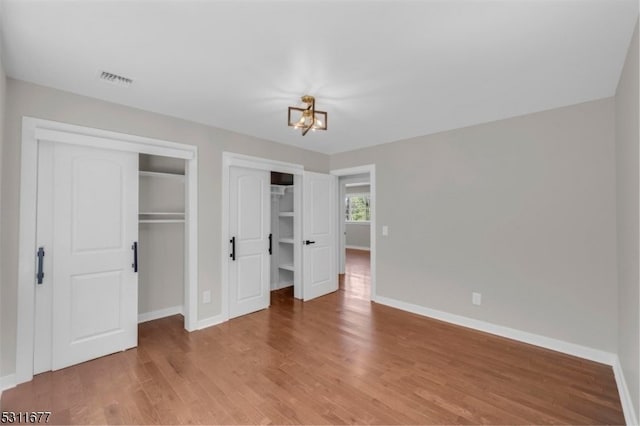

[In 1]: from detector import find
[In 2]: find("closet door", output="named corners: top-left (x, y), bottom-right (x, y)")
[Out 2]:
top-left (302, 171), bottom-right (337, 300)
top-left (48, 142), bottom-right (139, 371)
top-left (228, 166), bottom-right (271, 318)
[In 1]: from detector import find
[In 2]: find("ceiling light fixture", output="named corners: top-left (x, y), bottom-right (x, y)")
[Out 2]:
top-left (287, 95), bottom-right (327, 136)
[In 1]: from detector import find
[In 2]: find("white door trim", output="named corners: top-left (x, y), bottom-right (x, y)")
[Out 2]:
top-left (330, 165), bottom-right (377, 301)
top-left (221, 152), bottom-right (304, 320)
top-left (16, 117), bottom-right (199, 385)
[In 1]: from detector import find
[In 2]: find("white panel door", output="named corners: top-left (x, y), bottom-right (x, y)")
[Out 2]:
top-left (50, 142), bottom-right (139, 371)
top-left (229, 166), bottom-right (271, 318)
top-left (302, 171), bottom-right (337, 301)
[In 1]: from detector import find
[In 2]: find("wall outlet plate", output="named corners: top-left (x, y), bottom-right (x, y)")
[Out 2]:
top-left (472, 292), bottom-right (482, 306)
top-left (203, 290), bottom-right (211, 304)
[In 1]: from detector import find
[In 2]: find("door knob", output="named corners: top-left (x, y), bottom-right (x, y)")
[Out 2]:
top-left (304, 240), bottom-right (316, 245)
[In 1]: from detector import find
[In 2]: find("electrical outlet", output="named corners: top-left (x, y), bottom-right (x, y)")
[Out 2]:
top-left (203, 290), bottom-right (211, 304)
top-left (472, 292), bottom-right (482, 306)
top-left (382, 225), bottom-right (389, 236)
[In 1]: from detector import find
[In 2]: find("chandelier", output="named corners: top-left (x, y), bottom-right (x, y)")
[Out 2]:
top-left (287, 95), bottom-right (327, 136)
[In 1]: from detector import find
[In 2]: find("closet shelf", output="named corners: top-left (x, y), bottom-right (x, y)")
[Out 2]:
top-left (279, 238), bottom-right (294, 244)
top-left (271, 184), bottom-right (294, 196)
top-left (139, 170), bottom-right (185, 180)
top-left (139, 212), bottom-right (185, 224)
top-left (139, 212), bottom-right (185, 216)
top-left (279, 264), bottom-right (294, 272)
top-left (279, 212), bottom-right (294, 217)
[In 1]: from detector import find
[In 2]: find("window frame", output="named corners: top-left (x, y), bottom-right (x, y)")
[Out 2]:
top-left (345, 192), bottom-right (371, 224)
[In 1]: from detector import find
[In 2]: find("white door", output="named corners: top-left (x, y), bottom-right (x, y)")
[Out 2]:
top-left (35, 141), bottom-right (139, 372)
top-left (228, 166), bottom-right (271, 318)
top-left (302, 171), bottom-right (337, 300)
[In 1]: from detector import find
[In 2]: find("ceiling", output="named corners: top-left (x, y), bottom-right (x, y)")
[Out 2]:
top-left (1, 0), bottom-right (637, 155)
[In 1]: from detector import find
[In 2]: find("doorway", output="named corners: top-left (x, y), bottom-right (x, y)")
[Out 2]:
top-left (331, 165), bottom-right (377, 301)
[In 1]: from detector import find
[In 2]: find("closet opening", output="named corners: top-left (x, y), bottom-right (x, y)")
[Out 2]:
top-left (270, 171), bottom-right (297, 303)
top-left (17, 117), bottom-right (199, 384)
top-left (138, 154), bottom-right (186, 324)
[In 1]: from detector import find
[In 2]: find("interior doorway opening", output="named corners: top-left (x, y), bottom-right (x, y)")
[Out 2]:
top-left (339, 174), bottom-right (372, 300)
top-left (331, 165), bottom-right (376, 302)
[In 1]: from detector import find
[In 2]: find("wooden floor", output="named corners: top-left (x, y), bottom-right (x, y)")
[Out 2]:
top-left (2, 249), bottom-right (624, 424)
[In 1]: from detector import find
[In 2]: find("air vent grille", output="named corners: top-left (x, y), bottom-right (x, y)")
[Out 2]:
top-left (99, 71), bottom-right (133, 87)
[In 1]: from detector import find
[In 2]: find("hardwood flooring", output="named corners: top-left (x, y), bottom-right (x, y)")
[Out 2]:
top-left (2, 249), bottom-right (624, 424)
top-left (340, 248), bottom-right (371, 300)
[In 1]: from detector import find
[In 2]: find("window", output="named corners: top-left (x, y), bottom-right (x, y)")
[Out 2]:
top-left (345, 193), bottom-right (371, 222)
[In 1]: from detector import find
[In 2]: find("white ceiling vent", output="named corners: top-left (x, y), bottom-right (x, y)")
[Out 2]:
top-left (99, 71), bottom-right (133, 87)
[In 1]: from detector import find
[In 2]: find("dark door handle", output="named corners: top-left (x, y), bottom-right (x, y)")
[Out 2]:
top-left (36, 247), bottom-right (45, 284)
top-left (132, 242), bottom-right (138, 272)
top-left (304, 240), bottom-right (316, 245)
top-left (230, 236), bottom-right (236, 261)
top-left (269, 233), bottom-right (272, 255)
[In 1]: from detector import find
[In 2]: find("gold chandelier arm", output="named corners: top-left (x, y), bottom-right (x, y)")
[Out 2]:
top-left (302, 100), bottom-right (315, 136)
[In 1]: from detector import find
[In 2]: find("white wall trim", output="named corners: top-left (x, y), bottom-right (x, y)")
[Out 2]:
top-left (0, 374), bottom-right (16, 392)
top-left (221, 152), bottom-right (305, 320)
top-left (138, 306), bottom-right (184, 324)
top-left (345, 245), bottom-right (371, 251)
top-left (614, 355), bottom-right (639, 426)
top-left (271, 282), bottom-right (294, 291)
top-left (331, 165), bottom-right (377, 302)
top-left (16, 117), bottom-right (199, 385)
top-left (375, 295), bottom-right (617, 366)
top-left (223, 152), bottom-right (304, 175)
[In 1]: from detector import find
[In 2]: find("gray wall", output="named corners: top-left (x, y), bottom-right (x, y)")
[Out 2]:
top-left (0, 79), bottom-right (330, 376)
top-left (346, 184), bottom-right (370, 194)
top-left (331, 98), bottom-right (618, 352)
top-left (615, 19), bottom-right (639, 419)
top-left (346, 223), bottom-right (370, 249)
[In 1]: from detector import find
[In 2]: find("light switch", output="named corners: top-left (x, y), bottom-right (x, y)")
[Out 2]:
top-left (382, 225), bottom-right (389, 236)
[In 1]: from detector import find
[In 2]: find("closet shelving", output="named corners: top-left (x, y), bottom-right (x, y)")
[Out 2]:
top-left (139, 170), bottom-right (185, 180)
top-left (137, 155), bottom-right (186, 322)
top-left (139, 170), bottom-right (186, 224)
top-left (273, 184), bottom-right (295, 289)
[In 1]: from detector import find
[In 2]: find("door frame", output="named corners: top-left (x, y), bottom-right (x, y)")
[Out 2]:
top-left (330, 165), bottom-right (377, 301)
top-left (221, 152), bottom-right (304, 319)
top-left (16, 117), bottom-right (199, 385)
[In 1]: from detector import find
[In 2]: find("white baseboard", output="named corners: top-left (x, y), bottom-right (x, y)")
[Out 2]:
top-left (346, 245), bottom-right (370, 251)
top-left (195, 313), bottom-right (227, 331)
top-left (138, 305), bottom-right (184, 323)
top-left (0, 374), bottom-right (16, 392)
top-left (613, 355), bottom-right (639, 426)
top-left (375, 296), bottom-right (616, 365)
top-left (271, 281), bottom-right (293, 291)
